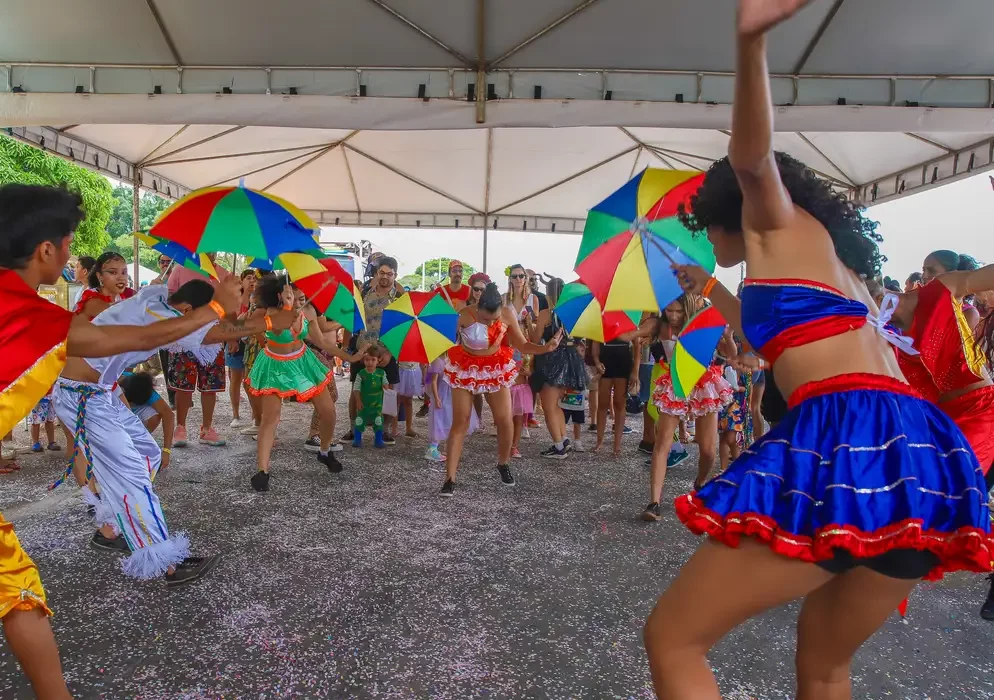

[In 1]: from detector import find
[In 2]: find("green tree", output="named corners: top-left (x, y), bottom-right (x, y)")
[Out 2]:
top-left (410, 257), bottom-right (476, 290)
top-left (0, 134), bottom-right (114, 257)
top-left (104, 185), bottom-right (172, 270)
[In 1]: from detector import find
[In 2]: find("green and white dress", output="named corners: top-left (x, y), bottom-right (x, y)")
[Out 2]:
top-left (245, 319), bottom-right (333, 402)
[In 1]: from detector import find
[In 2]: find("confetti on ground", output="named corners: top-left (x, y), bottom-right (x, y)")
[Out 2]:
top-left (2, 378), bottom-right (994, 698)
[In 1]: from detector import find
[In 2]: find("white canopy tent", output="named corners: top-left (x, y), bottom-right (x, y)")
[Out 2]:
top-left (3, 0), bottom-right (994, 273)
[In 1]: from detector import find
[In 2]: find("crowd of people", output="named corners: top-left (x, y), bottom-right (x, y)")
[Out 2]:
top-left (3, 3), bottom-right (994, 697)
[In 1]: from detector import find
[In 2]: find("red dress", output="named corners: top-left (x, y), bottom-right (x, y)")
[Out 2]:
top-left (73, 289), bottom-right (117, 319)
top-left (444, 321), bottom-right (517, 394)
top-left (898, 280), bottom-right (994, 470)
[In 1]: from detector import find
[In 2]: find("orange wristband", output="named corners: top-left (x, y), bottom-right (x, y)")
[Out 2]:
top-left (264, 315), bottom-right (273, 331)
top-left (208, 300), bottom-right (225, 318)
top-left (701, 277), bottom-right (718, 298)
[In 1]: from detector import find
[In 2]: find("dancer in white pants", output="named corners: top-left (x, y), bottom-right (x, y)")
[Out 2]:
top-left (55, 280), bottom-right (293, 585)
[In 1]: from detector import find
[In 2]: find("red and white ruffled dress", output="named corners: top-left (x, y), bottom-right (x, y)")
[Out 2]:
top-left (652, 362), bottom-right (732, 419)
top-left (444, 321), bottom-right (518, 394)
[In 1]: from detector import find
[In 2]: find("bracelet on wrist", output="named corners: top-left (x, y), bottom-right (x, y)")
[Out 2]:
top-left (701, 277), bottom-right (718, 298)
top-left (162, 447), bottom-right (171, 453)
top-left (208, 300), bottom-right (225, 319)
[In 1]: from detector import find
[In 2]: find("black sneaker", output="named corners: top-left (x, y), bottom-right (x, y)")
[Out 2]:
top-left (90, 530), bottom-right (131, 554)
top-left (382, 434), bottom-right (396, 446)
top-left (667, 450), bottom-right (690, 467)
top-left (165, 554), bottom-right (222, 587)
top-left (250, 471), bottom-right (270, 492)
top-left (641, 502), bottom-right (662, 522)
top-left (86, 505), bottom-right (96, 517)
top-left (319, 451), bottom-right (344, 474)
top-left (439, 479), bottom-right (456, 497)
top-left (587, 424), bottom-right (598, 433)
top-left (563, 438), bottom-right (573, 452)
top-left (416, 403), bottom-right (430, 418)
top-left (638, 440), bottom-right (654, 455)
top-left (497, 464), bottom-right (516, 486)
top-left (981, 575), bottom-right (994, 620)
top-left (541, 445), bottom-right (568, 460)
top-left (303, 436), bottom-right (321, 452)
top-left (341, 430), bottom-right (354, 442)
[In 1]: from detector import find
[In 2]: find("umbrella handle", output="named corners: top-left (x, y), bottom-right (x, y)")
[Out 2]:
top-left (301, 275), bottom-right (337, 308)
top-left (646, 236), bottom-right (681, 267)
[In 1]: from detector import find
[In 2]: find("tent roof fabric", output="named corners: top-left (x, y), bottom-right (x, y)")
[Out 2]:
top-left (3, 0), bottom-right (994, 232)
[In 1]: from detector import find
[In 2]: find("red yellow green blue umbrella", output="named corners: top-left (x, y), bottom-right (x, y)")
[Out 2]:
top-left (149, 186), bottom-right (319, 259)
top-left (671, 306), bottom-right (727, 399)
top-left (279, 252), bottom-right (366, 333)
top-left (379, 292), bottom-right (458, 363)
top-left (133, 232), bottom-right (218, 279)
top-left (554, 281), bottom-right (641, 343)
top-left (575, 168), bottom-right (715, 312)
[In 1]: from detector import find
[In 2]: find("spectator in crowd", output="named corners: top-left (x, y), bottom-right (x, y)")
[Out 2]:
top-left (167, 252), bottom-right (235, 447)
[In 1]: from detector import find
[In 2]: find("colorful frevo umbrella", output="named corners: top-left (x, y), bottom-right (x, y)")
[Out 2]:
top-left (246, 247), bottom-right (326, 272)
top-left (149, 186), bottom-right (319, 260)
top-left (379, 292), bottom-right (458, 363)
top-left (555, 281), bottom-right (642, 343)
top-left (279, 252), bottom-right (366, 333)
top-left (575, 168), bottom-right (715, 313)
top-left (671, 306), bottom-right (727, 399)
top-left (133, 232), bottom-right (218, 279)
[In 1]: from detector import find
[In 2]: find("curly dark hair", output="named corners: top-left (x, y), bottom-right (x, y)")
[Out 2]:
top-left (678, 152), bottom-right (884, 279)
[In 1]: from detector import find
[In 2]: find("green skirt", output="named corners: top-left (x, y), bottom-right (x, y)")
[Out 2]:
top-left (246, 344), bottom-right (333, 402)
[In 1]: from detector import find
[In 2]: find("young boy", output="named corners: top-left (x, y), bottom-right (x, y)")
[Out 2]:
top-left (353, 346), bottom-right (389, 448)
top-left (118, 371), bottom-right (174, 470)
top-left (29, 390), bottom-right (60, 452)
top-left (559, 341), bottom-right (589, 452)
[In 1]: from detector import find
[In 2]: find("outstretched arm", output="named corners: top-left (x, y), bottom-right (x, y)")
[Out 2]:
top-left (202, 309), bottom-right (295, 344)
top-left (504, 307), bottom-right (561, 355)
top-left (67, 305), bottom-right (222, 358)
top-left (672, 265), bottom-right (753, 352)
top-left (729, 0), bottom-right (811, 232)
top-left (939, 264), bottom-right (994, 305)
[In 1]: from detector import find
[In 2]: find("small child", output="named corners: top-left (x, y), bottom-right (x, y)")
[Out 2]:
top-left (354, 347), bottom-right (389, 448)
top-left (29, 390), bottom-right (60, 452)
top-left (424, 356), bottom-right (478, 462)
top-left (559, 387), bottom-right (587, 452)
top-left (396, 360), bottom-right (422, 438)
top-left (718, 364), bottom-right (747, 474)
top-left (119, 371), bottom-right (174, 435)
top-left (509, 356), bottom-right (534, 458)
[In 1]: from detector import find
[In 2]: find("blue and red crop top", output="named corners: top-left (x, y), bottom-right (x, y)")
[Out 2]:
top-left (741, 278), bottom-right (877, 364)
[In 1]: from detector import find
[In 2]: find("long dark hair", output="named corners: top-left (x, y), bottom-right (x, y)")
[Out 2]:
top-left (927, 249), bottom-right (979, 273)
top-left (977, 314), bottom-right (994, 373)
top-left (88, 251), bottom-right (126, 289)
top-left (479, 283), bottom-right (503, 313)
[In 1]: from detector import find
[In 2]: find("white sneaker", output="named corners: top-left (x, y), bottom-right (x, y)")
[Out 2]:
top-left (230, 417), bottom-right (246, 429)
top-left (4, 442), bottom-right (33, 456)
top-left (240, 424), bottom-right (260, 436)
top-left (521, 427), bottom-right (531, 439)
top-left (573, 441), bottom-right (586, 452)
top-left (329, 442), bottom-right (344, 453)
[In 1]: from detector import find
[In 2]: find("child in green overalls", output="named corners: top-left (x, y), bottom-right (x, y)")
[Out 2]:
top-left (354, 346), bottom-right (389, 448)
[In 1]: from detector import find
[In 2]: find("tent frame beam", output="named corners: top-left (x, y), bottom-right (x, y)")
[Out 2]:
top-left (344, 143), bottom-right (483, 214)
top-left (796, 131), bottom-right (855, 185)
top-left (143, 126), bottom-right (245, 165)
top-left (138, 124), bottom-right (189, 165)
top-left (364, 0), bottom-right (474, 68)
top-left (904, 132), bottom-right (954, 153)
top-left (490, 144), bottom-right (638, 214)
top-left (204, 145), bottom-right (330, 189)
top-left (143, 0), bottom-right (183, 66)
top-left (488, 0), bottom-right (604, 69)
top-left (792, 0), bottom-right (846, 75)
top-left (153, 142), bottom-right (337, 166)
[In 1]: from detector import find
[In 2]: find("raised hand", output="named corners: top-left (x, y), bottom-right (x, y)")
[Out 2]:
top-left (738, 0), bottom-right (813, 37)
top-left (672, 264), bottom-right (712, 295)
top-left (545, 328), bottom-right (564, 352)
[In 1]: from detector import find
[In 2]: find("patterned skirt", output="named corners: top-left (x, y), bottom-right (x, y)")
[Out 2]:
top-left (652, 363), bottom-right (733, 419)
top-left (676, 373), bottom-right (994, 581)
top-left (444, 345), bottom-right (517, 395)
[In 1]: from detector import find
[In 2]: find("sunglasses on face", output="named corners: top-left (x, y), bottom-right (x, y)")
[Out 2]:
top-left (472, 286), bottom-right (485, 293)
top-left (509, 273), bottom-right (526, 280)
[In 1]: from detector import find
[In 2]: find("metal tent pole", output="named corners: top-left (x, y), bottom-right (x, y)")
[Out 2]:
top-left (132, 168), bottom-right (141, 288)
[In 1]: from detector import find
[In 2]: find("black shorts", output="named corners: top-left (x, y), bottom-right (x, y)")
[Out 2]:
top-left (600, 343), bottom-right (633, 380)
top-left (816, 548), bottom-right (940, 580)
top-left (562, 408), bottom-right (585, 425)
top-left (351, 356), bottom-right (400, 385)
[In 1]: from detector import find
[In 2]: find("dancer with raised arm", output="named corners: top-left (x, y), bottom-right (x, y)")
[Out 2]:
top-left (641, 4), bottom-right (993, 698)
top-left (439, 283), bottom-right (561, 496)
top-left (0, 184), bottom-right (245, 700)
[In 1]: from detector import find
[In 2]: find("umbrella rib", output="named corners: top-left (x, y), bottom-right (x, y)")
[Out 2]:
top-left (344, 144), bottom-right (483, 214)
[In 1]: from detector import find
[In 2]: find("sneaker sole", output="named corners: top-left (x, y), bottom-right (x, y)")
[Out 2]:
top-left (542, 453), bottom-right (569, 460)
top-left (303, 444), bottom-right (321, 452)
top-left (439, 491), bottom-right (455, 498)
top-left (199, 440), bottom-right (227, 446)
top-left (167, 553), bottom-right (223, 587)
top-left (641, 512), bottom-right (662, 522)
